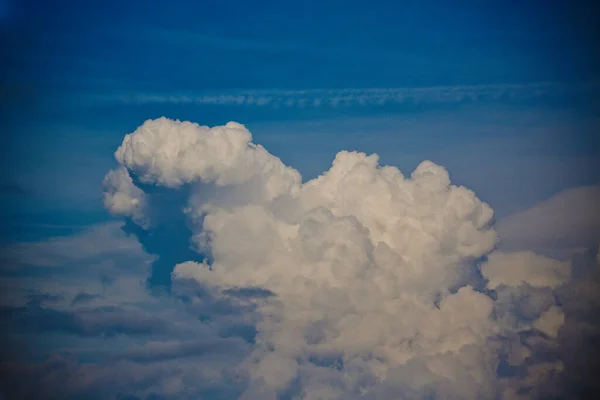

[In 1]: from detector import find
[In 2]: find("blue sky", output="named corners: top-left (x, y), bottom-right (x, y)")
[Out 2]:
top-left (1, 0), bottom-right (600, 398)
top-left (3, 0), bottom-right (599, 229)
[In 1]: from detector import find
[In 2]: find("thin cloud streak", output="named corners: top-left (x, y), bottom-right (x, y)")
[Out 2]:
top-left (88, 81), bottom-right (600, 109)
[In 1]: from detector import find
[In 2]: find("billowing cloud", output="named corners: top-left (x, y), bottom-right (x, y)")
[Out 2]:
top-left (4, 117), bottom-right (597, 399)
top-left (98, 118), bottom-right (585, 399)
top-left (482, 251), bottom-right (571, 290)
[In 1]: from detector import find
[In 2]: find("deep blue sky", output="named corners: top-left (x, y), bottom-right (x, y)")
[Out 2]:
top-left (3, 0), bottom-right (600, 91)
top-left (0, 0), bottom-right (599, 234)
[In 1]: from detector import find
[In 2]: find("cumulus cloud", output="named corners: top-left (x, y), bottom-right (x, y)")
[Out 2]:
top-left (482, 251), bottom-right (571, 290)
top-left (6, 117), bottom-right (598, 399)
top-left (102, 168), bottom-right (148, 227)
top-left (97, 117), bottom-right (590, 399)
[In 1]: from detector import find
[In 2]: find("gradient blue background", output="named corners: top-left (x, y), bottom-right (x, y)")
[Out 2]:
top-left (0, 0), bottom-right (599, 398)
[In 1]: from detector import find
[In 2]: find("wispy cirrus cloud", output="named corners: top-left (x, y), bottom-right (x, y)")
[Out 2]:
top-left (87, 81), bottom-right (599, 109)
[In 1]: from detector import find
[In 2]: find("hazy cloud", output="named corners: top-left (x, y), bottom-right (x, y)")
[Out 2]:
top-left (497, 185), bottom-right (600, 257)
top-left (87, 81), bottom-right (600, 109)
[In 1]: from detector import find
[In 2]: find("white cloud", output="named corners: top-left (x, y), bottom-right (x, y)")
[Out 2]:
top-left (482, 251), bottom-right (571, 289)
top-left (102, 167), bottom-right (148, 227)
top-left (532, 306), bottom-right (565, 338)
top-left (0, 221), bottom-right (158, 312)
top-left (112, 118), bottom-right (300, 195)
top-left (100, 118), bottom-right (577, 398)
top-left (1, 221), bottom-right (149, 269)
top-left (496, 185), bottom-right (600, 257)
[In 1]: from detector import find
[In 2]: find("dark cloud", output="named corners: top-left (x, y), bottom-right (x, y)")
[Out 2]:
top-left (0, 355), bottom-right (171, 400)
top-left (223, 286), bottom-right (275, 299)
top-left (70, 292), bottom-right (104, 306)
top-left (0, 304), bottom-right (167, 337)
top-left (554, 247), bottom-right (600, 398)
top-left (116, 337), bottom-right (247, 363)
top-left (0, 352), bottom-right (246, 400)
top-left (25, 292), bottom-right (65, 307)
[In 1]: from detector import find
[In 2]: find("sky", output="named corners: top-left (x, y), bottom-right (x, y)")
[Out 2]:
top-left (1, 0), bottom-right (600, 399)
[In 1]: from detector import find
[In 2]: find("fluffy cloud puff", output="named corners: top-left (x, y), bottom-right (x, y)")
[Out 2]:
top-left (103, 118), bottom-right (577, 399)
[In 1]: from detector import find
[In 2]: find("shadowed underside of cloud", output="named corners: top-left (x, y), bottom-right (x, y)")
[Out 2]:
top-left (0, 303), bottom-right (169, 337)
top-left (0, 354), bottom-right (246, 400)
top-left (0, 219), bottom-right (258, 399)
top-left (1, 118), bottom-right (599, 399)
